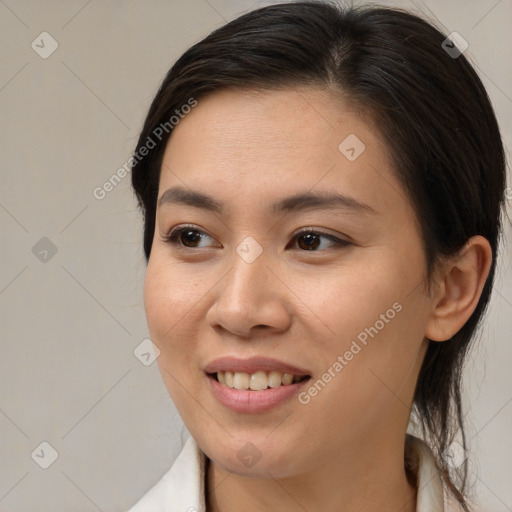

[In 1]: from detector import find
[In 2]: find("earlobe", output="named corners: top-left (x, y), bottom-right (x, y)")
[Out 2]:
top-left (425, 236), bottom-right (493, 342)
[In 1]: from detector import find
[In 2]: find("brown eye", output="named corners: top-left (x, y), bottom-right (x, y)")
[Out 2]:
top-left (179, 229), bottom-right (203, 247)
top-left (297, 232), bottom-right (321, 250)
top-left (290, 230), bottom-right (351, 251)
top-left (164, 227), bottom-right (216, 248)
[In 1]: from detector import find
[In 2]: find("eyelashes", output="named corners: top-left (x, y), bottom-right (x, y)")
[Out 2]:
top-left (163, 225), bottom-right (217, 249)
top-left (290, 227), bottom-right (352, 251)
top-left (161, 224), bottom-right (351, 252)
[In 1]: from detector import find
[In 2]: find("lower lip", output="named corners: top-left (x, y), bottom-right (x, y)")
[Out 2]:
top-left (207, 374), bottom-right (310, 413)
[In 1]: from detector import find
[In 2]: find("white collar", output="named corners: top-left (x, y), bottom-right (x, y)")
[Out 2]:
top-left (127, 434), bottom-right (458, 511)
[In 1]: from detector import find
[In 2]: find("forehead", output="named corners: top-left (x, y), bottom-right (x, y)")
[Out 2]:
top-left (159, 87), bottom-right (407, 218)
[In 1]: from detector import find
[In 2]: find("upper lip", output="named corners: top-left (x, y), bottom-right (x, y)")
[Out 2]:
top-left (204, 356), bottom-right (311, 376)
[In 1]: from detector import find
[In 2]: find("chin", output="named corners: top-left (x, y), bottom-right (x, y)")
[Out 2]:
top-left (200, 433), bottom-right (307, 478)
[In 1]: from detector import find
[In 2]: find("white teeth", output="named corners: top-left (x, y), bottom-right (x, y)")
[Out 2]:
top-left (281, 373), bottom-right (293, 385)
top-left (268, 371), bottom-right (282, 388)
top-left (233, 372), bottom-right (250, 390)
top-left (216, 370), bottom-right (306, 390)
top-left (250, 371), bottom-right (267, 391)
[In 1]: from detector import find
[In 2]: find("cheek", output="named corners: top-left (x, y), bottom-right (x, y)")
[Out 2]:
top-left (143, 259), bottom-right (207, 414)
top-left (304, 255), bottom-right (408, 344)
top-left (143, 258), bottom-right (203, 363)
top-left (145, 256), bottom-right (197, 323)
top-left (303, 247), bottom-right (429, 396)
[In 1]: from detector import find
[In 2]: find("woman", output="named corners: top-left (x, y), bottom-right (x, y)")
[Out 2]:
top-left (127, 2), bottom-right (507, 511)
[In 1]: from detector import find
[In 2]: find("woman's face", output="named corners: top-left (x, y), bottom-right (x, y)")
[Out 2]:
top-left (144, 87), bottom-right (434, 477)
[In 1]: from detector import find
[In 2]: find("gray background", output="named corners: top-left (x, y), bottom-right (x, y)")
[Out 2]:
top-left (0, 0), bottom-right (511, 511)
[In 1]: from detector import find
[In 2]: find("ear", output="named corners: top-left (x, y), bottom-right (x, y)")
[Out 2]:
top-left (425, 235), bottom-right (493, 342)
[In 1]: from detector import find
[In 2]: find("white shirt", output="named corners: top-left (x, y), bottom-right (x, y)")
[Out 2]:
top-left (127, 435), bottom-right (461, 511)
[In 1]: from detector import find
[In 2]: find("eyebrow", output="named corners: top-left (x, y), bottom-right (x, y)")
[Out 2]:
top-left (158, 186), bottom-right (377, 215)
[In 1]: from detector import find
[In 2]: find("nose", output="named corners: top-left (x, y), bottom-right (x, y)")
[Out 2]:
top-left (206, 249), bottom-right (292, 339)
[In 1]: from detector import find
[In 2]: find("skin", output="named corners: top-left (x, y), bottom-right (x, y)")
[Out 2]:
top-left (144, 87), bottom-right (492, 512)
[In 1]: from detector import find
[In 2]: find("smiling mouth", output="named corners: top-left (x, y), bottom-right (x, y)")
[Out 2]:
top-left (209, 371), bottom-right (310, 391)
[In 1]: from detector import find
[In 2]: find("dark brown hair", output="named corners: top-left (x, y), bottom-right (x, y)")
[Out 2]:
top-left (131, 2), bottom-right (507, 509)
